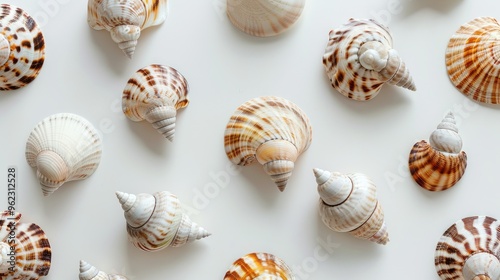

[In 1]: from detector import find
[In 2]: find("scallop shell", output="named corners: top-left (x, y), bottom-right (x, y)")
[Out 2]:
top-left (224, 96), bottom-right (312, 192)
top-left (226, 0), bottom-right (305, 37)
top-left (323, 18), bottom-right (416, 101)
top-left (0, 4), bottom-right (45, 90)
top-left (314, 168), bottom-right (389, 245)
top-left (79, 260), bottom-right (128, 280)
top-left (224, 252), bottom-right (295, 280)
top-left (409, 112), bottom-right (467, 191)
top-left (87, 0), bottom-right (168, 58)
top-left (122, 64), bottom-right (189, 141)
top-left (25, 113), bottom-right (103, 196)
top-left (446, 17), bottom-right (500, 104)
top-left (435, 216), bottom-right (500, 280)
top-left (0, 211), bottom-right (51, 279)
top-left (116, 191), bottom-right (210, 251)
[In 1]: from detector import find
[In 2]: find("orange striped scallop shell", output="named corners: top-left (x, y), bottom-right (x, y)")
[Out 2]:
top-left (224, 252), bottom-right (295, 280)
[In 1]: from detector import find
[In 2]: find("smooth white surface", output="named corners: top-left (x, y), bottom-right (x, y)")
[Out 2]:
top-left (0, 0), bottom-right (499, 279)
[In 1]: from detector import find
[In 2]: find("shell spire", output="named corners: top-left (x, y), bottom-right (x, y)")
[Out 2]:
top-left (79, 260), bottom-right (128, 280)
top-left (315, 168), bottom-right (389, 245)
top-left (224, 252), bottom-right (295, 280)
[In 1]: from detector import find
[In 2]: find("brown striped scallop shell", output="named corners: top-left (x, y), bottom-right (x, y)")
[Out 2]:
top-left (224, 96), bottom-right (312, 192)
top-left (0, 4), bottom-right (45, 90)
top-left (122, 64), bottom-right (189, 141)
top-left (435, 216), bottom-right (500, 280)
top-left (446, 17), bottom-right (500, 104)
top-left (224, 252), bottom-right (295, 280)
top-left (323, 18), bottom-right (415, 101)
top-left (409, 112), bottom-right (467, 192)
top-left (0, 211), bottom-right (51, 279)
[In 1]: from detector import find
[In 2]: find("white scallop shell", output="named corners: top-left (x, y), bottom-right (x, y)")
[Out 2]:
top-left (79, 260), bottom-right (128, 280)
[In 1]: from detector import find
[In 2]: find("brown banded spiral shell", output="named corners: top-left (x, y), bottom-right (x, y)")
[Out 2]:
top-left (224, 252), bottom-right (295, 279)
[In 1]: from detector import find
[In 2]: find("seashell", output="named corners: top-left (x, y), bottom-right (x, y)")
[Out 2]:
top-left (0, 211), bottom-right (51, 279)
top-left (322, 18), bottom-right (416, 101)
top-left (446, 17), bottom-right (500, 104)
top-left (25, 113), bottom-right (103, 196)
top-left (116, 190), bottom-right (210, 251)
top-left (435, 215), bottom-right (500, 280)
top-left (224, 96), bottom-right (312, 192)
top-left (79, 260), bottom-right (128, 280)
top-left (0, 4), bottom-right (45, 90)
top-left (87, 0), bottom-right (168, 58)
top-left (224, 252), bottom-right (295, 280)
top-left (226, 0), bottom-right (305, 37)
top-left (314, 168), bottom-right (389, 245)
top-left (408, 112), bottom-right (467, 192)
top-left (122, 64), bottom-right (189, 141)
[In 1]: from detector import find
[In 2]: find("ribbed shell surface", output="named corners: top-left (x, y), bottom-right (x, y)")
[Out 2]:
top-left (0, 4), bottom-right (45, 90)
top-left (224, 252), bottom-right (295, 280)
top-left (0, 211), bottom-right (51, 280)
top-left (446, 17), bottom-right (500, 104)
top-left (435, 216), bottom-right (500, 280)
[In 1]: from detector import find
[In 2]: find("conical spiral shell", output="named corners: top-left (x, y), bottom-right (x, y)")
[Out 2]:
top-left (409, 112), bottom-right (467, 192)
top-left (25, 113), bottom-right (103, 196)
top-left (315, 168), bottom-right (389, 245)
top-left (79, 260), bottom-right (128, 280)
top-left (0, 211), bottom-right (51, 279)
top-left (116, 191), bottom-right (210, 251)
top-left (122, 64), bottom-right (189, 141)
top-left (0, 4), bottom-right (45, 90)
top-left (224, 96), bottom-right (312, 192)
top-left (446, 17), bottom-right (500, 104)
top-left (224, 252), bottom-right (295, 280)
top-left (226, 0), bottom-right (305, 37)
top-left (322, 18), bottom-right (416, 101)
top-left (435, 216), bottom-right (500, 280)
top-left (87, 0), bottom-right (168, 58)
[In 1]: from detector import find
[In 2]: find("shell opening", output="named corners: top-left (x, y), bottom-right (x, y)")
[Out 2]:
top-left (463, 252), bottom-right (500, 280)
top-left (0, 35), bottom-right (10, 66)
top-left (110, 25), bottom-right (141, 58)
top-left (144, 106), bottom-right (177, 141)
top-left (36, 151), bottom-right (68, 196)
top-left (256, 140), bottom-right (299, 192)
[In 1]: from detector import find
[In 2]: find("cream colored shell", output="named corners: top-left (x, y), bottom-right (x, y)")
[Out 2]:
top-left (79, 260), bottom-right (128, 280)
top-left (224, 252), bottom-right (295, 280)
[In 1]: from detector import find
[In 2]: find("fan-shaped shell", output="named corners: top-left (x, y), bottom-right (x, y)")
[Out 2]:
top-left (116, 190), bottom-right (210, 251)
top-left (224, 252), bottom-right (295, 280)
top-left (79, 260), bottom-right (128, 280)
top-left (224, 96), bottom-right (312, 192)
top-left (25, 113), bottom-right (103, 196)
top-left (0, 4), bottom-right (45, 90)
top-left (435, 216), bottom-right (500, 280)
top-left (409, 112), bottom-right (467, 191)
top-left (0, 211), bottom-right (51, 279)
top-left (315, 168), bottom-right (389, 245)
top-left (323, 18), bottom-right (416, 101)
top-left (226, 0), bottom-right (305, 37)
top-left (87, 0), bottom-right (168, 58)
top-left (122, 64), bottom-right (189, 141)
top-left (446, 17), bottom-right (500, 104)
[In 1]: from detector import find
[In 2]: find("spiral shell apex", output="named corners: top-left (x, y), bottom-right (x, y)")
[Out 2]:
top-left (409, 112), bottom-right (467, 191)
top-left (87, 0), bottom-right (168, 58)
top-left (116, 191), bottom-right (210, 251)
top-left (323, 18), bottom-right (416, 101)
top-left (315, 168), bottom-right (389, 245)
top-left (224, 96), bottom-right (312, 192)
top-left (224, 252), bottom-right (295, 280)
top-left (0, 4), bottom-right (45, 90)
top-left (25, 113), bottom-right (102, 196)
top-left (79, 260), bottom-right (128, 280)
top-left (122, 64), bottom-right (189, 141)
top-left (435, 216), bottom-right (500, 280)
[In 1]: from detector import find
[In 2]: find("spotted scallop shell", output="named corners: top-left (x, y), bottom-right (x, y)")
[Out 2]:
top-left (224, 252), bottom-right (295, 280)
top-left (0, 211), bottom-right (51, 279)
top-left (323, 18), bottom-right (416, 101)
top-left (122, 64), bottom-right (189, 141)
top-left (446, 17), bottom-right (500, 104)
top-left (79, 260), bottom-right (128, 280)
top-left (435, 216), bottom-right (500, 280)
top-left (314, 169), bottom-right (389, 245)
top-left (226, 0), bottom-right (305, 37)
top-left (0, 4), bottom-right (45, 90)
top-left (409, 112), bottom-right (467, 191)
top-left (25, 113), bottom-right (103, 196)
top-left (224, 96), bottom-right (312, 192)
top-left (87, 0), bottom-right (168, 58)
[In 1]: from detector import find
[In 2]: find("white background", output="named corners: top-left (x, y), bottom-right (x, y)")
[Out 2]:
top-left (0, 0), bottom-right (499, 279)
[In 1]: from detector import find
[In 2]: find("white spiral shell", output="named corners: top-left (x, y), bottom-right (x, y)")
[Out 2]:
top-left (79, 260), bottom-right (128, 280)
